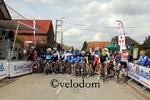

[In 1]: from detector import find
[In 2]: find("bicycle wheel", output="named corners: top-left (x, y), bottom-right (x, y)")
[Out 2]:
top-left (116, 71), bottom-right (125, 84)
top-left (102, 66), bottom-right (106, 83)
top-left (108, 67), bottom-right (115, 78)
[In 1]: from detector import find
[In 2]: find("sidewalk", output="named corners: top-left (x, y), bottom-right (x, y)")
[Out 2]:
top-left (127, 79), bottom-right (150, 100)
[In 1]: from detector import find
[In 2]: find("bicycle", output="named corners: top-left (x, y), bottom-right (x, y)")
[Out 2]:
top-left (101, 62), bottom-right (106, 83)
top-left (116, 65), bottom-right (126, 84)
top-left (107, 61), bottom-right (115, 78)
top-left (75, 61), bottom-right (86, 80)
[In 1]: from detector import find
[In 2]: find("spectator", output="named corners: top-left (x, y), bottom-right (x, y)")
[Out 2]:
top-left (18, 48), bottom-right (23, 59)
top-left (136, 50), bottom-right (150, 66)
top-left (128, 50), bottom-right (133, 62)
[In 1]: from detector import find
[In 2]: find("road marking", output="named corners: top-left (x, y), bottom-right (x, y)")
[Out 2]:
top-left (55, 80), bottom-right (66, 95)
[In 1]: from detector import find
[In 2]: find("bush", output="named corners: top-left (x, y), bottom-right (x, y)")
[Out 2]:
top-left (146, 49), bottom-right (150, 57)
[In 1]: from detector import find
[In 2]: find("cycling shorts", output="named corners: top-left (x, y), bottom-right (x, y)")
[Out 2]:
top-left (120, 61), bottom-right (127, 69)
top-left (94, 57), bottom-right (99, 64)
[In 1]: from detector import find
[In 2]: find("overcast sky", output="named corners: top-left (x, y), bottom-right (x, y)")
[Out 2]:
top-left (5, 0), bottom-right (150, 49)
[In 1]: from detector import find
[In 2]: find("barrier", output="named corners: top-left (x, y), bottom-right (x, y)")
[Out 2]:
top-left (128, 63), bottom-right (150, 89)
top-left (9, 61), bottom-right (32, 77)
top-left (0, 60), bottom-right (8, 80)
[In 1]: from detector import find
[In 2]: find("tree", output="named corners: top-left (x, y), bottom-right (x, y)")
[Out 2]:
top-left (144, 35), bottom-right (150, 44)
top-left (81, 41), bottom-right (88, 51)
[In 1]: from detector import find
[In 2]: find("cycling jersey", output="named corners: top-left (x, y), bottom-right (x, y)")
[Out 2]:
top-left (100, 50), bottom-right (108, 64)
top-left (46, 53), bottom-right (52, 60)
top-left (94, 51), bottom-right (100, 64)
top-left (64, 51), bottom-right (72, 62)
top-left (52, 51), bottom-right (60, 62)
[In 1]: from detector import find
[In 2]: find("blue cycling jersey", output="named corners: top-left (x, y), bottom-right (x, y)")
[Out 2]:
top-left (46, 54), bottom-right (51, 60)
top-left (65, 52), bottom-right (72, 62)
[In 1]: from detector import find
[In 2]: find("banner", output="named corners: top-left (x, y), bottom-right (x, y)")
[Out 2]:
top-left (9, 61), bottom-right (32, 77)
top-left (0, 60), bottom-right (8, 80)
top-left (117, 21), bottom-right (126, 51)
top-left (128, 63), bottom-right (150, 89)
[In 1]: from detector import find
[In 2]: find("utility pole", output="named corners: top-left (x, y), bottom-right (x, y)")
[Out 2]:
top-left (54, 17), bottom-right (65, 46)
top-left (61, 31), bottom-right (63, 46)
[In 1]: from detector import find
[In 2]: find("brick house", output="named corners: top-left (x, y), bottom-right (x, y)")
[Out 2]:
top-left (12, 20), bottom-right (54, 49)
top-left (87, 41), bottom-right (110, 49)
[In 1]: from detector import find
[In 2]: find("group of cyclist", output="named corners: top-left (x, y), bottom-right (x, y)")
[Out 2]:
top-left (27, 46), bottom-right (121, 79)
top-left (26, 45), bottom-right (150, 83)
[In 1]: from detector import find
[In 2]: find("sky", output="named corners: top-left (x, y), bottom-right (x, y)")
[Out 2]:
top-left (4, 0), bottom-right (150, 49)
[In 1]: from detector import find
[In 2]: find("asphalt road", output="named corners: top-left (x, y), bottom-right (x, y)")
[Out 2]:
top-left (0, 74), bottom-right (145, 100)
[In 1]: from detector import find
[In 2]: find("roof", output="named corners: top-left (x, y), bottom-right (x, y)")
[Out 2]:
top-left (0, 20), bottom-right (35, 30)
top-left (0, 0), bottom-right (11, 20)
top-left (87, 41), bottom-right (110, 49)
top-left (12, 20), bottom-right (52, 34)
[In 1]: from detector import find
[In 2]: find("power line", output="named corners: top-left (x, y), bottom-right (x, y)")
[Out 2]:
top-left (64, 22), bottom-right (150, 28)
top-left (24, 0), bottom-right (48, 19)
top-left (8, 9), bottom-right (23, 19)
top-left (36, 0), bottom-right (58, 19)
top-left (6, 4), bottom-right (29, 21)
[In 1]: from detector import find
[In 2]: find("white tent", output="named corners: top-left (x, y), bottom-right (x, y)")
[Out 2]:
top-left (0, 20), bottom-right (35, 30)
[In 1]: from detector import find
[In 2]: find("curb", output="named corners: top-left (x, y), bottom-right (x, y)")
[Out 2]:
top-left (127, 80), bottom-right (150, 100)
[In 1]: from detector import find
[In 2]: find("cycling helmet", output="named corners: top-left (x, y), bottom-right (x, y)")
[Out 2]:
top-left (75, 49), bottom-right (79, 54)
top-left (104, 48), bottom-right (109, 52)
top-left (46, 48), bottom-right (52, 53)
top-left (31, 46), bottom-right (35, 49)
top-left (81, 51), bottom-right (86, 54)
top-left (53, 47), bottom-right (57, 51)
top-left (122, 46), bottom-right (127, 50)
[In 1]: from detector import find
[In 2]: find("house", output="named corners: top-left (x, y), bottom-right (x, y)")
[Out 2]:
top-left (0, 0), bottom-right (11, 20)
top-left (87, 41), bottom-right (110, 49)
top-left (0, 0), bottom-right (54, 50)
top-left (111, 36), bottom-right (139, 48)
top-left (12, 20), bottom-right (54, 49)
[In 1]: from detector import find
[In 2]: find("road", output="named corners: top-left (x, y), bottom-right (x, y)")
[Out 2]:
top-left (0, 74), bottom-right (144, 100)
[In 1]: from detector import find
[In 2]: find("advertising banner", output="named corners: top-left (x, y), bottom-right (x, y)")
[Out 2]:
top-left (117, 21), bottom-right (126, 51)
top-left (128, 63), bottom-right (150, 89)
top-left (9, 61), bottom-right (32, 77)
top-left (0, 60), bottom-right (8, 80)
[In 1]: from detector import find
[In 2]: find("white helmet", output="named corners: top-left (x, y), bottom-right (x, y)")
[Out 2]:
top-left (122, 46), bottom-right (127, 50)
top-left (53, 47), bottom-right (57, 51)
top-left (31, 46), bottom-right (35, 49)
top-left (81, 51), bottom-right (86, 54)
top-left (46, 48), bottom-right (52, 53)
top-left (104, 48), bottom-right (109, 52)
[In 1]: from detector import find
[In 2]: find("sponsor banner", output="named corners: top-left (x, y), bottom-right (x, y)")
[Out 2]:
top-left (118, 35), bottom-right (125, 46)
top-left (128, 63), bottom-right (150, 89)
top-left (0, 60), bottom-right (8, 80)
top-left (10, 61), bottom-right (32, 77)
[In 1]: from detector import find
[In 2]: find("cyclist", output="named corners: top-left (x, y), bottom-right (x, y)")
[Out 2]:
top-left (27, 46), bottom-right (38, 73)
top-left (93, 48), bottom-right (100, 76)
top-left (85, 50), bottom-right (91, 77)
top-left (70, 51), bottom-right (76, 76)
top-left (98, 48), bottom-right (108, 80)
top-left (120, 47), bottom-right (129, 80)
top-left (64, 50), bottom-right (72, 75)
top-left (44, 48), bottom-right (53, 75)
top-left (51, 47), bottom-right (60, 74)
